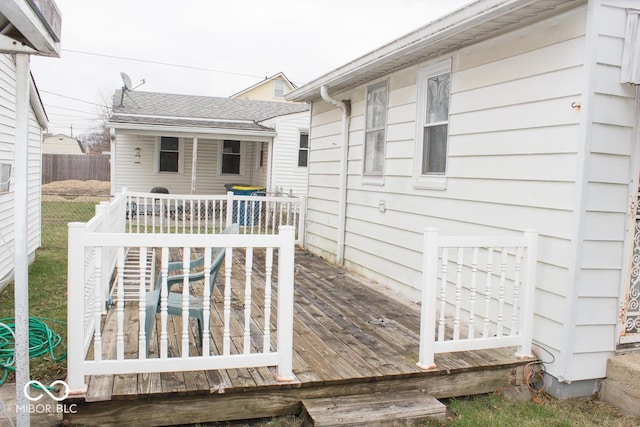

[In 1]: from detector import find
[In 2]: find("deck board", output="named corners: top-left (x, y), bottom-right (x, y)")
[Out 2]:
top-left (74, 247), bottom-right (535, 425)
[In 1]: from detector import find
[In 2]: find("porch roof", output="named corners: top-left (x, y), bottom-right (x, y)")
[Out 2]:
top-left (108, 114), bottom-right (277, 135)
top-left (111, 90), bottom-right (309, 121)
top-left (286, 0), bottom-right (585, 102)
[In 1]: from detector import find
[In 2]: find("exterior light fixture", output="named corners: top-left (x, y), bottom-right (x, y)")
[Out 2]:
top-left (134, 147), bottom-right (141, 163)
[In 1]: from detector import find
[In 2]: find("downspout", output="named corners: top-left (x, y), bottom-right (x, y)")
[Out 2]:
top-left (320, 85), bottom-right (350, 265)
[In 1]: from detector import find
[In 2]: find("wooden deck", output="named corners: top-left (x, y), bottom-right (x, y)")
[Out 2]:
top-left (65, 249), bottom-right (534, 426)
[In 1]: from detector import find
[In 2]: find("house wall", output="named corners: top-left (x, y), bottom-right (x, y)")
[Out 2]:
top-left (0, 54), bottom-right (43, 289)
top-left (233, 77), bottom-right (294, 102)
top-left (558, 0), bottom-right (640, 383)
top-left (260, 111), bottom-right (310, 196)
top-left (43, 135), bottom-right (83, 154)
top-left (305, 5), bottom-right (610, 384)
top-left (111, 133), bottom-right (267, 195)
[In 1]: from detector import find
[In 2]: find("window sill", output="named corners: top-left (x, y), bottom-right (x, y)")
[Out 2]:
top-left (362, 175), bottom-right (385, 186)
top-left (413, 175), bottom-right (447, 190)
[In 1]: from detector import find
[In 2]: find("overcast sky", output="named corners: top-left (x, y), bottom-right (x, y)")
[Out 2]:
top-left (30, 0), bottom-right (474, 136)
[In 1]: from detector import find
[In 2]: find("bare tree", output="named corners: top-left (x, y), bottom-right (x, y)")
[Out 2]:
top-left (79, 91), bottom-right (113, 154)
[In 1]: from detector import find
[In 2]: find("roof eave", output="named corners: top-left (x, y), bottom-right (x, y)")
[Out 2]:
top-left (286, 0), bottom-right (583, 102)
top-left (106, 122), bottom-right (277, 139)
top-left (0, 0), bottom-right (61, 57)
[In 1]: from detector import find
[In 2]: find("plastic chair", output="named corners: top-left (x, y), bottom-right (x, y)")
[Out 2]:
top-left (145, 223), bottom-right (239, 348)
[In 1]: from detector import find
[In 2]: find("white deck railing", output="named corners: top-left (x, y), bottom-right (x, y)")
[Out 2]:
top-left (417, 228), bottom-right (538, 369)
top-left (124, 190), bottom-right (305, 246)
top-left (66, 190), bottom-right (299, 393)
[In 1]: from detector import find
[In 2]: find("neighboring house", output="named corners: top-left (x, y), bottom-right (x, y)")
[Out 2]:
top-left (0, 0), bottom-right (61, 290)
top-left (230, 72), bottom-right (297, 103)
top-left (43, 133), bottom-right (84, 154)
top-left (287, 0), bottom-right (640, 398)
top-left (108, 90), bottom-right (309, 196)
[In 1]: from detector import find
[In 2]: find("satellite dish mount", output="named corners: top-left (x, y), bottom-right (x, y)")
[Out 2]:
top-left (119, 72), bottom-right (145, 107)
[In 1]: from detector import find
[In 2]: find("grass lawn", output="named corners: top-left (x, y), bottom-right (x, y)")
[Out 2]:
top-left (1, 199), bottom-right (640, 426)
top-left (0, 201), bottom-right (98, 384)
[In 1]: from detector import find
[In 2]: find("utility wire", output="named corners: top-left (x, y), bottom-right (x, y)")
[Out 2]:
top-left (62, 48), bottom-right (265, 80)
top-left (39, 90), bottom-right (105, 107)
top-left (46, 104), bottom-right (101, 114)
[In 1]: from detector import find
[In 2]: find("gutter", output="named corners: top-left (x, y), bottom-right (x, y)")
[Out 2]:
top-left (320, 85), bottom-right (351, 265)
top-left (105, 122), bottom-right (277, 139)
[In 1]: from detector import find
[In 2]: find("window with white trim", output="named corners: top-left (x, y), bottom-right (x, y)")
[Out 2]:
top-left (0, 163), bottom-right (11, 193)
top-left (222, 140), bottom-right (241, 175)
top-left (158, 136), bottom-right (180, 173)
top-left (364, 80), bottom-right (388, 177)
top-left (298, 132), bottom-right (309, 167)
top-left (415, 60), bottom-right (451, 188)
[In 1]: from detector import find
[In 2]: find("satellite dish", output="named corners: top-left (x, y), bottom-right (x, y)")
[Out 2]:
top-left (120, 72), bottom-right (133, 91)
top-left (118, 72), bottom-right (145, 108)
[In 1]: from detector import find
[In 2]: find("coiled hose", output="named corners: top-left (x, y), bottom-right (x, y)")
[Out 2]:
top-left (0, 317), bottom-right (67, 386)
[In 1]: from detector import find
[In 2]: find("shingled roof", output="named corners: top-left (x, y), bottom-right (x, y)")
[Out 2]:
top-left (110, 90), bottom-right (309, 127)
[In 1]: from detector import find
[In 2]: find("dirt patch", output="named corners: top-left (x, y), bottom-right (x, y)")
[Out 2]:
top-left (42, 180), bottom-right (110, 196)
top-left (42, 180), bottom-right (111, 202)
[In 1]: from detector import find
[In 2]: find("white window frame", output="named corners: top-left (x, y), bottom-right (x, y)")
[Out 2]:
top-left (414, 59), bottom-right (452, 190)
top-left (298, 131), bottom-right (309, 168)
top-left (219, 139), bottom-right (246, 176)
top-left (363, 79), bottom-right (389, 185)
top-left (154, 136), bottom-right (184, 174)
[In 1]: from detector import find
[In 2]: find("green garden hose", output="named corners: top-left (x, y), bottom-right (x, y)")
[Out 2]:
top-left (0, 317), bottom-right (67, 386)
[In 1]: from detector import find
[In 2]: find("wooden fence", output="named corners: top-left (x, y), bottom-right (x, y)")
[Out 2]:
top-left (42, 154), bottom-right (110, 183)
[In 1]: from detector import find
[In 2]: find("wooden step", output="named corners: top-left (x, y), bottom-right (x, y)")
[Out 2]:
top-left (301, 390), bottom-right (446, 426)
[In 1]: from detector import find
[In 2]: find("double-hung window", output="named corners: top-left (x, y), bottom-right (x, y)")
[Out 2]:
top-left (0, 163), bottom-right (11, 193)
top-left (158, 136), bottom-right (180, 173)
top-left (298, 132), bottom-right (309, 167)
top-left (363, 81), bottom-right (388, 178)
top-left (222, 140), bottom-right (241, 175)
top-left (415, 60), bottom-right (451, 189)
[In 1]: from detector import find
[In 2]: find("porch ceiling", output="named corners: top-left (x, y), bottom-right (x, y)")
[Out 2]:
top-left (287, 0), bottom-right (586, 102)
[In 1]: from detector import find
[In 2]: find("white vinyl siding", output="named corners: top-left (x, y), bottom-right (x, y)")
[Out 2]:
top-left (563, 0), bottom-right (640, 380)
top-left (0, 54), bottom-right (43, 289)
top-left (113, 134), bottom-right (263, 195)
top-left (260, 111), bottom-right (310, 197)
top-left (305, 5), bottom-right (600, 383)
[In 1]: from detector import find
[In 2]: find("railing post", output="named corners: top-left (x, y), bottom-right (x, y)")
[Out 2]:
top-left (276, 226), bottom-right (295, 381)
top-left (67, 222), bottom-right (88, 392)
top-left (516, 230), bottom-right (538, 358)
top-left (226, 191), bottom-right (233, 228)
top-left (97, 202), bottom-right (111, 312)
top-left (417, 227), bottom-right (439, 370)
top-left (297, 196), bottom-right (306, 247)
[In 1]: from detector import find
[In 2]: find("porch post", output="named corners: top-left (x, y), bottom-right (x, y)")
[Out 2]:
top-left (67, 222), bottom-right (88, 392)
top-left (417, 227), bottom-right (439, 370)
top-left (226, 191), bottom-right (233, 227)
top-left (191, 137), bottom-right (198, 194)
top-left (275, 226), bottom-right (295, 381)
top-left (13, 53), bottom-right (31, 426)
top-left (516, 230), bottom-right (538, 358)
